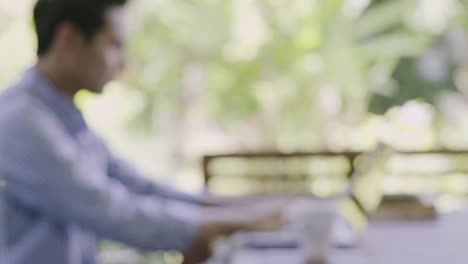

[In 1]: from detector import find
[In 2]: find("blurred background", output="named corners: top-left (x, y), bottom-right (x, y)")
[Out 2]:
top-left (2, 0), bottom-right (468, 263)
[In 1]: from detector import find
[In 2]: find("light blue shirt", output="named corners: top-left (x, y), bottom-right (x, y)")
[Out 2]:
top-left (0, 67), bottom-right (201, 264)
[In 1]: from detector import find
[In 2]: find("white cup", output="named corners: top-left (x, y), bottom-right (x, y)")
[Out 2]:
top-left (286, 198), bottom-right (337, 263)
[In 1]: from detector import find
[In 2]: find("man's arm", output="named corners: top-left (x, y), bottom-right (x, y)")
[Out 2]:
top-left (0, 107), bottom-right (199, 252)
top-left (107, 154), bottom-right (209, 204)
top-left (105, 154), bottom-right (288, 263)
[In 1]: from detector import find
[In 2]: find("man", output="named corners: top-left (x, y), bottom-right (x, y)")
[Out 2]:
top-left (0, 0), bottom-right (285, 263)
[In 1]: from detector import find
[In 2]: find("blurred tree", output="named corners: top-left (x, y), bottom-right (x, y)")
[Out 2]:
top-left (120, 0), bottom-right (465, 153)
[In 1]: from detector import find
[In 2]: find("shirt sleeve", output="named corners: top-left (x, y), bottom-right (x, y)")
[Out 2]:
top-left (107, 154), bottom-right (205, 205)
top-left (0, 102), bottom-right (200, 252)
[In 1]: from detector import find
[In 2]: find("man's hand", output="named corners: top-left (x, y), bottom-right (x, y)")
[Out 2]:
top-left (182, 196), bottom-right (292, 264)
top-left (248, 209), bottom-right (284, 232)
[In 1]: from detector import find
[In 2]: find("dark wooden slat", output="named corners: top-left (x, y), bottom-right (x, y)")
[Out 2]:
top-left (202, 151), bottom-right (367, 217)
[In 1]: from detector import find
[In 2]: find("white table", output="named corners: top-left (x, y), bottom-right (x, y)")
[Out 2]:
top-left (208, 211), bottom-right (468, 264)
top-left (331, 211), bottom-right (468, 264)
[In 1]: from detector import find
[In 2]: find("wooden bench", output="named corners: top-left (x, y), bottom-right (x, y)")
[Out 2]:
top-left (202, 151), bottom-right (368, 217)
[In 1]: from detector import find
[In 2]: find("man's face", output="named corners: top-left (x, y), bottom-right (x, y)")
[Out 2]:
top-left (73, 7), bottom-right (127, 94)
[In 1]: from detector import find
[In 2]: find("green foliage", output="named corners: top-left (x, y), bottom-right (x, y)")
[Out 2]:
top-left (120, 0), bottom-right (465, 150)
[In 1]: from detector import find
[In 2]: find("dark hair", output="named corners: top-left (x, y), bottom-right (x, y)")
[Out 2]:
top-left (33, 0), bottom-right (127, 56)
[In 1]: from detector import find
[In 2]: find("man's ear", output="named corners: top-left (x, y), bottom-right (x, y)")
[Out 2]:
top-left (53, 22), bottom-right (85, 53)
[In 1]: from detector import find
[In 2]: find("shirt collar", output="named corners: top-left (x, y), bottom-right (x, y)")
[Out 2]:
top-left (25, 66), bottom-right (88, 135)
